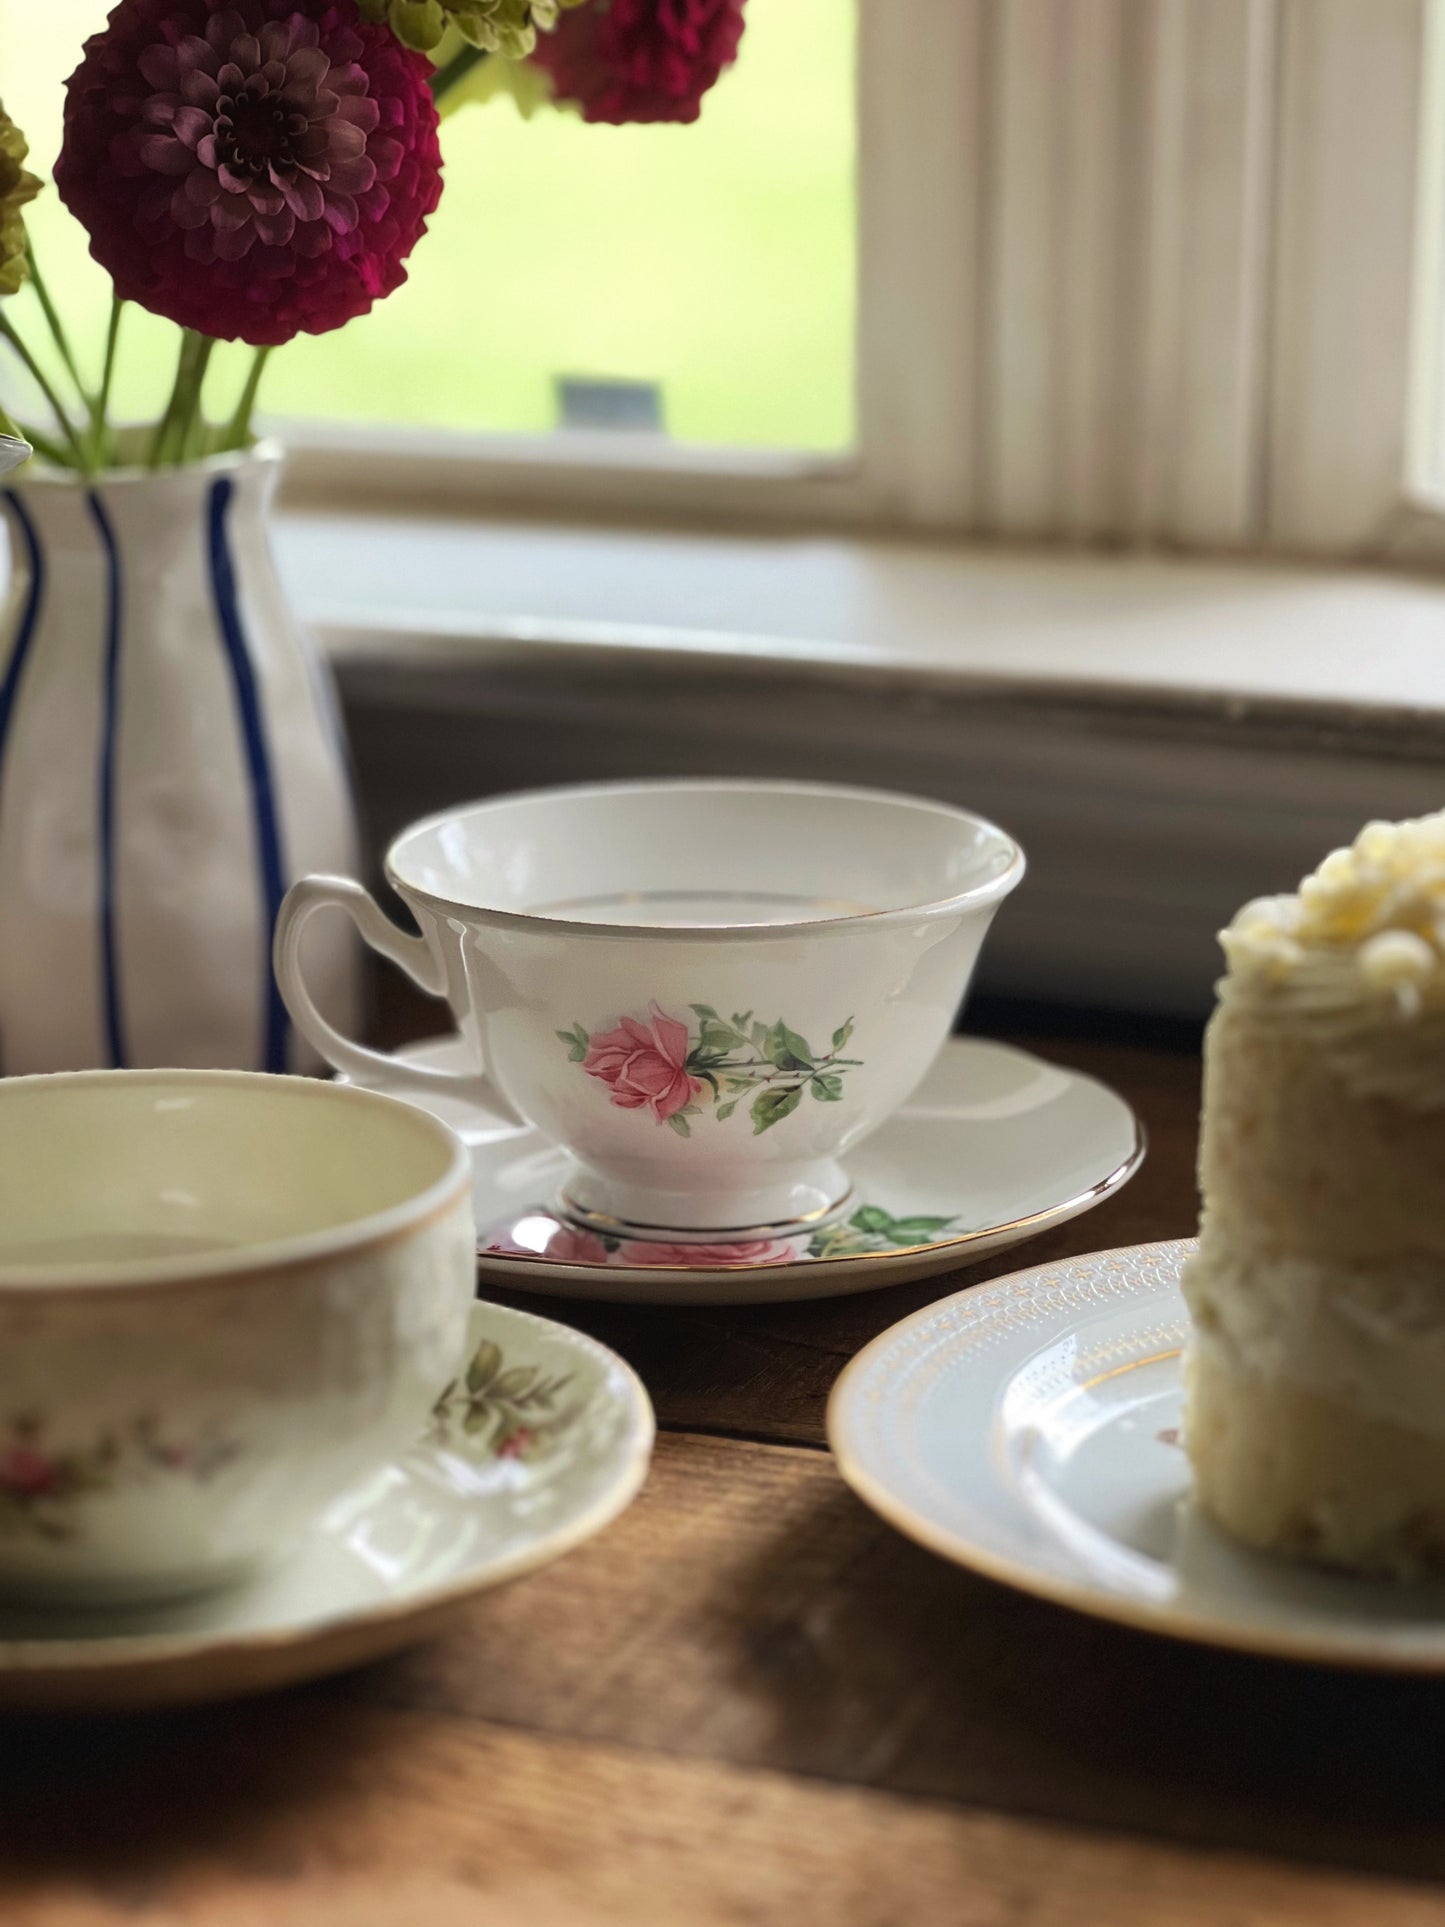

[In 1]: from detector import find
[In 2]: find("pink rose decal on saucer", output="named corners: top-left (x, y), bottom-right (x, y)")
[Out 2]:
top-left (615, 1238), bottom-right (796, 1268)
top-left (482, 1206), bottom-right (958, 1271)
top-left (557, 1003), bottom-right (862, 1137)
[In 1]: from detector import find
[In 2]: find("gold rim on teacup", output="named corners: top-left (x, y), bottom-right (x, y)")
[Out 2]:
top-left (0, 1069), bottom-right (478, 1605)
top-left (0, 1069), bottom-right (471, 1299)
top-left (276, 778), bottom-right (1027, 1238)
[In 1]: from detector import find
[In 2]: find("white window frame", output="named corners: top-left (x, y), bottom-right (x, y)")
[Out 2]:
top-left (282, 0), bottom-right (1445, 570)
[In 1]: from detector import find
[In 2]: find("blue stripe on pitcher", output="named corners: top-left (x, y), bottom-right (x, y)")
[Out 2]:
top-left (86, 489), bottom-right (129, 1071)
top-left (206, 475), bottom-right (289, 1074)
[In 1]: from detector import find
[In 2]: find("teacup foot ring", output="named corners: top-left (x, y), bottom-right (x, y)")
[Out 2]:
top-left (553, 1184), bottom-right (856, 1249)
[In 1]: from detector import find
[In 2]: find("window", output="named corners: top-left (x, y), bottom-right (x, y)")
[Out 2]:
top-left (10, 0), bottom-right (1445, 561)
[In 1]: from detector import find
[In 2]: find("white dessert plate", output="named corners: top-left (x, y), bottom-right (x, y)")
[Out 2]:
top-left (348, 1036), bottom-right (1144, 1305)
top-left (829, 1238), bottom-right (1445, 1672)
top-left (0, 1301), bottom-right (653, 1712)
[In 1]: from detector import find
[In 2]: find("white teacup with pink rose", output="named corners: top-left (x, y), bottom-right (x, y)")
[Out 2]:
top-left (275, 779), bottom-right (1024, 1239)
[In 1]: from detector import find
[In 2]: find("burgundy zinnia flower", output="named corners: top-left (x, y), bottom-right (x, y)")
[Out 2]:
top-left (531, 0), bottom-right (746, 125)
top-left (56, 1), bottom-right (442, 346)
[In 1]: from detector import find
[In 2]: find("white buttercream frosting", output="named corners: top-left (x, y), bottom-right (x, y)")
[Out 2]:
top-left (1216, 811), bottom-right (1445, 1107)
top-left (1184, 1236), bottom-right (1445, 1441)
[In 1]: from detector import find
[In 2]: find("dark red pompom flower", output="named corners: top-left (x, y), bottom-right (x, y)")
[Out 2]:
top-left (55, 1), bottom-right (442, 346)
top-left (530, 0), bottom-right (746, 125)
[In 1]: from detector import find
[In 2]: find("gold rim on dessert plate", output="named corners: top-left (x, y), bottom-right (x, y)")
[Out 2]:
top-left (829, 1238), bottom-right (1445, 1674)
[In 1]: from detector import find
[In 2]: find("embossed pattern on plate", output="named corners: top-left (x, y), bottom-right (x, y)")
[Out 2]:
top-left (829, 1239), bottom-right (1445, 1670)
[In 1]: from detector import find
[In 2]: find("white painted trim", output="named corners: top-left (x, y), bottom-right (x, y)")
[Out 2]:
top-left (278, 421), bottom-right (873, 523)
top-left (278, 512), bottom-right (1445, 727)
top-left (1407, 0), bottom-right (1445, 500)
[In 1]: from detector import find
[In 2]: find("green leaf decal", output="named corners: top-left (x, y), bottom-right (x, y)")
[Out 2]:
top-left (781, 1025), bottom-right (815, 1066)
top-left (491, 1366), bottom-right (539, 1400)
top-left (466, 1340), bottom-right (503, 1394)
top-left (699, 1021), bottom-right (743, 1053)
top-left (886, 1216), bottom-right (955, 1243)
top-left (433, 1343), bottom-right (577, 1463)
top-left (752, 1085), bottom-right (803, 1134)
top-left (562, 1004), bottom-right (861, 1133)
top-left (851, 1206), bottom-right (894, 1235)
top-left (556, 1023), bottom-right (589, 1063)
top-left (761, 1020), bottom-right (814, 1071)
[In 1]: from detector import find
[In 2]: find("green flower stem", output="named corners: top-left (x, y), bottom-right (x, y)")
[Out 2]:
top-left (178, 334), bottom-right (216, 461)
top-left (429, 42), bottom-right (488, 100)
top-left (0, 313), bottom-right (87, 468)
top-left (148, 329), bottom-right (210, 469)
top-left (222, 344), bottom-right (271, 452)
top-left (148, 332), bottom-right (191, 469)
top-left (88, 296), bottom-right (124, 471)
top-left (24, 243), bottom-right (91, 413)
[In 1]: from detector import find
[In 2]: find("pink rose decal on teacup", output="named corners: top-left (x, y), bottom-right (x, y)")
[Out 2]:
top-left (558, 1004), bottom-right (861, 1137)
top-left (576, 1004), bottom-right (703, 1124)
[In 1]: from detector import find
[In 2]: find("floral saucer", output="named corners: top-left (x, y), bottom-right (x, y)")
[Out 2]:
top-left (354, 1036), bottom-right (1144, 1305)
top-left (0, 1301), bottom-right (653, 1711)
top-left (830, 1240), bottom-right (1445, 1671)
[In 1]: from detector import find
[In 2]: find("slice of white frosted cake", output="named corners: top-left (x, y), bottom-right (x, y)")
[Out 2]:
top-left (1183, 812), bottom-right (1445, 1577)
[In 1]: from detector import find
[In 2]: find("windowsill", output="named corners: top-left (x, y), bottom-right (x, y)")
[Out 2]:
top-left (281, 509), bottom-right (1445, 742)
top-left (277, 510), bottom-right (1445, 1019)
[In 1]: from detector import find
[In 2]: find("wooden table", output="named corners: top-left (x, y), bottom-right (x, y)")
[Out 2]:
top-left (8, 999), bottom-right (1445, 1926)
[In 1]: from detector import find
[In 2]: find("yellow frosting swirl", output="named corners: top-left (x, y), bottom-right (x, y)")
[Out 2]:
top-left (1218, 811), bottom-right (1445, 1104)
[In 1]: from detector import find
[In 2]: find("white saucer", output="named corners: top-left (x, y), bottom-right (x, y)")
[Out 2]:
top-left (829, 1238), bottom-right (1445, 1672)
top-left (357, 1036), bottom-right (1144, 1305)
top-left (0, 1301), bottom-right (653, 1712)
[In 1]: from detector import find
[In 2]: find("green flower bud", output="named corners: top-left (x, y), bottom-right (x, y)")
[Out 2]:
top-left (0, 100), bottom-right (41, 300)
top-left (452, 1), bottom-right (542, 58)
top-left (397, 0), bottom-right (591, 64)
top-left (388, 0), bottom-right (450, 51)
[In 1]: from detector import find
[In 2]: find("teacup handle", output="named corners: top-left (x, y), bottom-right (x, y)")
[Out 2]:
top-left (274, 875), bottom-right (524, 1125)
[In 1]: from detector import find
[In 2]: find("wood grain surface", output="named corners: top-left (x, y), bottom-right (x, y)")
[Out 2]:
top-left (8, 980), bottom-right (1445, 1925)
